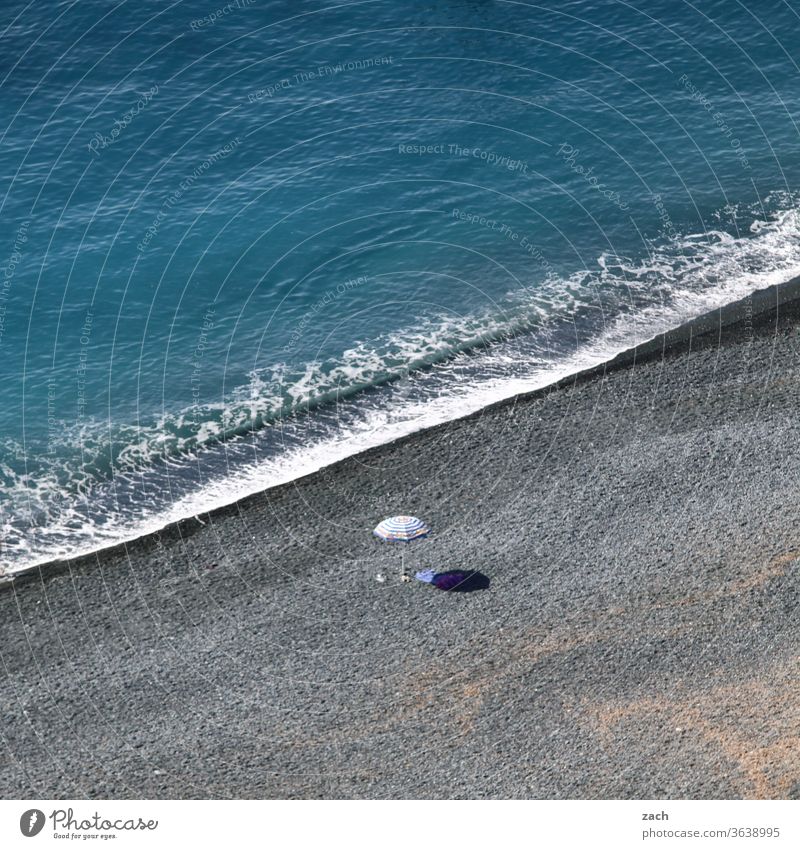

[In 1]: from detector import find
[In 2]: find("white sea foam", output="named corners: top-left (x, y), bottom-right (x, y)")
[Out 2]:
top-left (3, 198), bottom-right (800, 574)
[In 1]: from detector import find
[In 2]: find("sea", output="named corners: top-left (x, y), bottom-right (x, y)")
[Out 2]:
top-left (1, 0), bottom-right (799, 572)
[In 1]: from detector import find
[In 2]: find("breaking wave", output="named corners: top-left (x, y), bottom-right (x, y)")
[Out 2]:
top-left (3, 196), bottom-right (800, 574)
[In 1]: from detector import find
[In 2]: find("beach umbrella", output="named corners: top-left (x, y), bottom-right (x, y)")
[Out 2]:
top-left (372, 515), bottom-right (430, 542)
top-left (373, 515), bottom-right (430, 579)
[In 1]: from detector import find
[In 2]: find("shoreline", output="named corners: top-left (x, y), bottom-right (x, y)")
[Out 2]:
top-left (4, 273), bottom-right (800, 592)
top-left (2, 270), bottom-right (799, 798)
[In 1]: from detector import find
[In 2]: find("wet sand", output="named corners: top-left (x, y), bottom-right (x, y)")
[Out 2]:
top-left (1, 280), bottom-right (799, 799)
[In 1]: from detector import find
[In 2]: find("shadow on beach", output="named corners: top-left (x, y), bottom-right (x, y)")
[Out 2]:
top-left (435, 570), bottom-right (491, 592)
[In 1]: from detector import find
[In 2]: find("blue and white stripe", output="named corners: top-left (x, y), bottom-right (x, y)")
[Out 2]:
top-left (372, 515), bottom-right (430, 542)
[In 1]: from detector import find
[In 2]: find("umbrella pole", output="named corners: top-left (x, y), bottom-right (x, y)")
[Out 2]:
top-left (400, 545), bottom-right (411, 582)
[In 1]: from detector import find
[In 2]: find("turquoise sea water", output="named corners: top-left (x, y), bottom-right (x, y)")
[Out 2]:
top-left (2, 0), bottom-right (800, 569)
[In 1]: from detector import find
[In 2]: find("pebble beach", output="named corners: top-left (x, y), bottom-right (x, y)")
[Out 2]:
top-left (1, 281), bottom-right (798, 800)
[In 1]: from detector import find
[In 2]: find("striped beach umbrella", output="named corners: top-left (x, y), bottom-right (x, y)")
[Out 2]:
top-left (372, 515), bottom-right (430, 581)
top-left (372, 515), bottom-right (430, 542)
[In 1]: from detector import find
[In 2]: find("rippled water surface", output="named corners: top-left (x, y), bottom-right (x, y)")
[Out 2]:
top-left (1, 0), bottom-right (799, 569)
